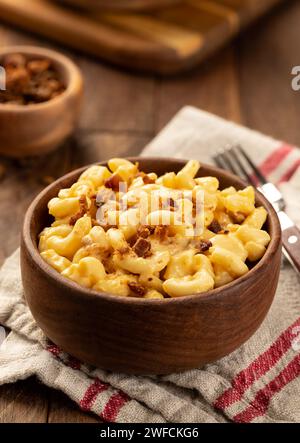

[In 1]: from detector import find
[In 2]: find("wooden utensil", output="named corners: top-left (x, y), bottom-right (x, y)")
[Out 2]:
top-left (0, 0), bottom-right (284, 75)
top-left (21, 158), bottom-right (282, 375)
top-left (58, 0), bottom-right (182, 11)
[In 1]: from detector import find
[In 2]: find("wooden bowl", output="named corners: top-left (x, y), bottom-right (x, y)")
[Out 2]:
top-left (21, 158), bottom-right (282, 374)
top-left (58, 0), bottom-right (182, 12)
top-left (0, 46), bottom-right (83, 158)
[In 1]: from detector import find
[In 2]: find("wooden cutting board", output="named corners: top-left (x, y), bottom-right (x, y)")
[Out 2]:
top-left (58, 0), bottom-right (182, 11)
top-left (0, 0), bottom-right (284, 75)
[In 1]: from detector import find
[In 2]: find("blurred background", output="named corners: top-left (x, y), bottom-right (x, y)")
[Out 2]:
top-left (0, 0), bottom-right (299, 423)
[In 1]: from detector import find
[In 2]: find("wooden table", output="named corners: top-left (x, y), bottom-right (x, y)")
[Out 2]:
top-left (0, 0), bottom-right (300, 423)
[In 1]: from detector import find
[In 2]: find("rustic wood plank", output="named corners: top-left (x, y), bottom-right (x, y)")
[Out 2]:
top-left (0, 378), bottom-right (48, 423)
top-left (1, 0), bottom-right (299, 423)
top-left (48, 389), bottom-right (101, 423)
top-left (59, 0), bottom-right (181, 11)
top-left (155, 46), bottom-right (241, 132)
top-left (76, 57), bottom-right (155, 133)
top-left (237, 0), bottom-right (300, 145)
top-left (0, 142), bottom-right (72, 266)
top-left (73, 131), bottom-right (152, 164)
top-left (0, 0), bottom-right (284, 75)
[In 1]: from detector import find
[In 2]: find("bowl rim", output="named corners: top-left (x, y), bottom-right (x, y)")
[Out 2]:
top-left (22, 157), bottom-right (282, 306)
top-left (0, 45), bottom-right (83, 112)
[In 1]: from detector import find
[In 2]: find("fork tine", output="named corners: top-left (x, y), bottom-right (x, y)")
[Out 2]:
top-left (236, 144), bottom-right (267, 184)
top-left (229, 147), bottom-right (257, 186)
top-left (220, 149), bottom-right (241, 177)
top-left (213, 152), bottom-right (228, 170)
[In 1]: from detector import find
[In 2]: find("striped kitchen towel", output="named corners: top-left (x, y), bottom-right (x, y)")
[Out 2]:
top-left (0, 106), bottom-right (300, 423)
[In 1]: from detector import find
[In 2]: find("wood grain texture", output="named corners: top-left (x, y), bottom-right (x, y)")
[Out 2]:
top-left (76, 57), bottom-right (155, 133)
top-left (155, 47), bottom-right (241, 131)
top-left (0, 0), bottom-right (299, 421)
top-left (48, 389), bottom-right (100, 423)
top-left (281, 224), bottom-right (300, 273)
top-left (59, 0), bottom-right (182, 11)
top-left (0, 0), bottom-right (284, 75)
top-left (238, 0), bottom-right (300, 146)
top-left (0, 378), bottom-right (48, 423)
top-left (21, 158), bottom-right (281, 375)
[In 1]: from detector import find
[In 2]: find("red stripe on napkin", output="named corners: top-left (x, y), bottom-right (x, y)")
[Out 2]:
top-left (278, 158), bottom-right (300, 184)
top-left (46, 343), bottom-right (61, 357)
top-left (80, 378), bottom-right (109, 411)
top-left (101, 391), bottom-right (130, 422)
top-left (259, 144), bottom-right (293, 177)
top-left (214, 317), bottom-right (300, 410)
top-left (67, 356), bottom-right (81, 370)
top-left (249, 143), bottom-right (293, 185)
top-left (233, 353), bottom-right (300, 423)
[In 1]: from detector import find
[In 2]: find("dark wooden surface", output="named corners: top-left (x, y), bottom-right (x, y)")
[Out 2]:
top-left (0, 0), bottom-right (284, 75)
top-left (0, 0), bottom-right (299, 423)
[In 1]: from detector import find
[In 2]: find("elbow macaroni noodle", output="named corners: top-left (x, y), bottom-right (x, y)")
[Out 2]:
top-left (39, 159), bottom-right (271, 299)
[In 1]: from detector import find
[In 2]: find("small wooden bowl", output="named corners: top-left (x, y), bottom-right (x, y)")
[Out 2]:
top-left (21, 158), bottom-right (282, 374)
top-left (0, 46), bottom-right (83, 158)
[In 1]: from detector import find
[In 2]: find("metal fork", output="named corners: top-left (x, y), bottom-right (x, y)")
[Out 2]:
top-left (213, 145), bottom-right (300, 274)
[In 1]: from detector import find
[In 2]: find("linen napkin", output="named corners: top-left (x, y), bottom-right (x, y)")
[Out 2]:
top-left (1, 106), bottom-right (300, 423)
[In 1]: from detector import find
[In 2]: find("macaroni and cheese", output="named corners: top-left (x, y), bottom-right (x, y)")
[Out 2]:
top-left (39, 159), bottom-right (271, 299)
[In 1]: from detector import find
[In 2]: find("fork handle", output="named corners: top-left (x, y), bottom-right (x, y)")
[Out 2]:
top-left (278, 212), bottom-right (300, 274)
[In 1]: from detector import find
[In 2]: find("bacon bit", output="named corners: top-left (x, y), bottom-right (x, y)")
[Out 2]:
top-left (119, 246), bottom-right (130, 255)
top-left (132, 238), bottom-right (151, 258)
top-left (88, 194), bottom-right (97, 219)
top-left (158, 196), bottom-right (176, 211)
top-left (169, 198), bottom-right (175, 208)
top-left (96, 222), bottom-right (118, 231)
top-left (138, 225), bottom-right (155, 238)
top-left (216, 229), bottom-right (230, 235)
top-left (230, 212), bottom-right (246, 224)
top-left (79, 195), bottom-right (88, 211)
top-left (3, 53), bottom-right (26, 68)
top-left (142, 175), bottom-right (155, 185)
top-left (196, 240), bottom-right (212, 252)
top-left (167, 198), bottom-right (176, 212)
top-left (104, 174), bottom-right (124, 192)
top-left (95, 188), bottom-right (114, 207)
top-left (1, 54), bottom-right (65, 105)
top-left (154, 225), bottom-right (169, 241)
top-left (128, 225), bottom-right (155, 248)
top-left (128, 281), bottom-right (146, 297)
top-left (69, 216), bottom-right (79, 226)
top-left (69, 195), bottom-right (88, 226)
top-left (135, 171), bottom-right (155, 185)
top-left (127, 233), bottom-right (138, 247)
top-left (27, 59), bottom-right (51, 74)
top-left (208, 220), bottom-right (222, 234)
top-left (102, 257), bottom-right (116, 274)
